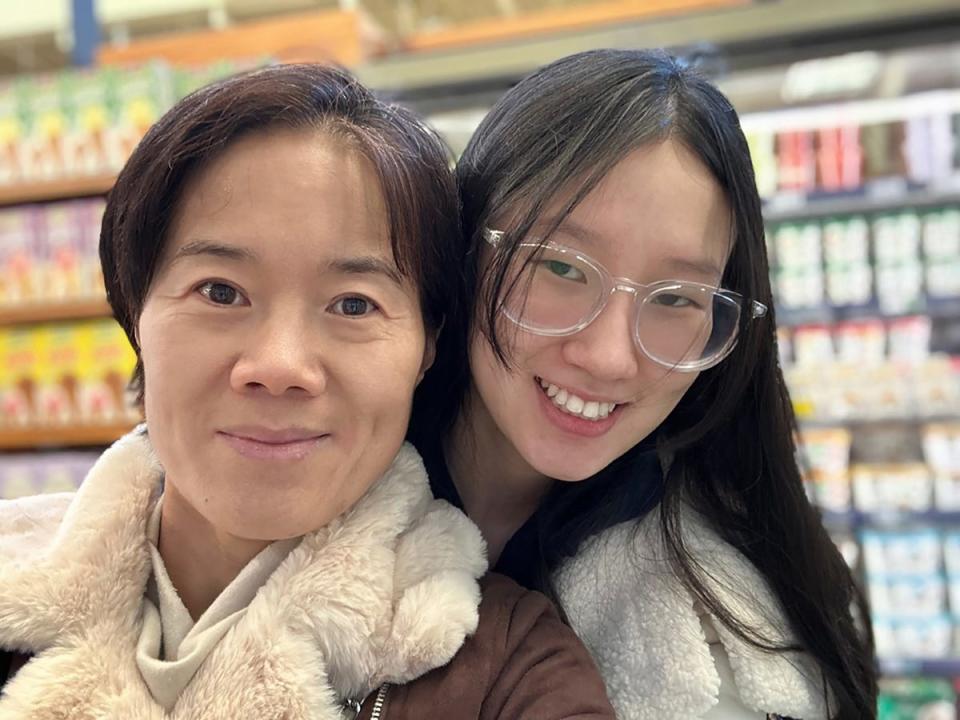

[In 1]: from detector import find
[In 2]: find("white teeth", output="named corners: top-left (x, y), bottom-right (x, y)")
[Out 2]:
top-left (537, 378), bottom-right (618, 422)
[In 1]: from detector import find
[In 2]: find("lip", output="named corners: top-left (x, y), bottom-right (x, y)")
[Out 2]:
top-left (533, 378), bottom-right (622, 438)
top-left (217, 427), bottom-right (328, 461)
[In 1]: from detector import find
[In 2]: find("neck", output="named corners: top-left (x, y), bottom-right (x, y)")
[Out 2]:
top-left (447, 387), bottom-right (553, 564)
top-left (158, 482), bottom-right (269, 620)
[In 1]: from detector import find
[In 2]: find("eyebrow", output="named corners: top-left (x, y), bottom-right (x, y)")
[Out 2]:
top-left (171, 240), bottom-right (259, 265)
top-left (544, 218), bottom-right (724, 279)
top-left (325, 256), bottom-right (405, 286)
top-left (169, 241), bottom-right (405, 285)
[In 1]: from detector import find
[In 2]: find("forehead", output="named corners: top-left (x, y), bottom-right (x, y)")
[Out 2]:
top-left (164, 128), bottom-right (392, 263)
top-left (542, 139), bottom-right (731, 272)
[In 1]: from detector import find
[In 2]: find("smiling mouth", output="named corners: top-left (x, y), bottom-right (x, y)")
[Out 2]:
top-left (535, 377), bottom-right (623, 422)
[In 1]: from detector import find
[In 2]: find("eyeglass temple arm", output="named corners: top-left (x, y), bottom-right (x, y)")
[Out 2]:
top-left (484, 229), bottom-right (504, 247)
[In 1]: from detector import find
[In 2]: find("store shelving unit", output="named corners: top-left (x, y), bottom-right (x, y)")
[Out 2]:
top-left (0, 300), bottom-right (112, 326)
top-left (0, 423), bottom-right (134, 451)
top-left (0, 175), bottom-right (115, 208)
top-left (0, 175), bottom-right (121, 452)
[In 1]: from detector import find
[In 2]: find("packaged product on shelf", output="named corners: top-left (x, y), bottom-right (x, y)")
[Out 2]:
top-left (868, 573), bottom-right (946, 618)
top-left (800, 426), bottom-right (852, 511)
top-left (0, 205), bottom-right (43, 305)
top-left (776, 130), bottom-right (816, 192)
top-left (0, 451), bottom-right (98, 499)
top-left (887, 315), bottom-right (932, 364)
top-left (36, 323), bottom-right (82, 426)
top-left (905, 114), bottom-right (956, 186)
top-left (19, 73), bottom-right (68, 182)
top-left (746, 130), bottom-right (777, 199)
top-left (875, 615), bottom-right (953, 660)
top-left (924, 208), bottom-right (960, 299)
top-left (861, 122), bottom-right (906, 181)
top-left (862, 528), bottom-right (942, 576)
top-left (78, 197), bottom-right (106, 299)
top-left (0, 78), bottom-right (29, 185)
top-left (773, 222), bottom-right (825, 310)
top-left (76, 319), bottom-right (137, 424)
top-left (873, 212), bottom-right (925, 315)
top-left (852, 464), bottom-right (934, 513)
top-left (816, 126), bottom-right (862, 191)
top-left (927, 424), bottom-right (960, 510)
top-left (913, 356), bottom-right (960, 417)
top-left (792, 324), bottom-right (834, 366)
top-left (823, 216), bottom-right (872, 307)
top-left (0, 325), bottom-right (39, 427)
top-left (105, 64), bottom-right (176, 172)
top-left (834, 320), bottom-right (886, 364)
top-left (878, 677), bottom-right (956, 720)
top-left (61, 68), bottom-right (113, 178)
top-left (39, 201), bottom-right (87, 302)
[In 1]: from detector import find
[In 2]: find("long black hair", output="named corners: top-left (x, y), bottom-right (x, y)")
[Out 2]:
top-left (409, 49), bottom-right (876, 718)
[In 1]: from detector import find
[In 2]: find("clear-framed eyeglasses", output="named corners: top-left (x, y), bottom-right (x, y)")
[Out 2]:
top-left (484, 228), bottom-right (768, 372)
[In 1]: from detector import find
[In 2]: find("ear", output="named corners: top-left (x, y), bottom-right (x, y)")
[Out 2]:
top-left (417, 325), bottom-right (440, 385)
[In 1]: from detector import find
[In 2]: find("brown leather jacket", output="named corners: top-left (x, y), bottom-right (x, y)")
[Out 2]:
top-left (2, 573), bottom-right (614, 719)
top-left (358, 573), bottom-right (614, 719)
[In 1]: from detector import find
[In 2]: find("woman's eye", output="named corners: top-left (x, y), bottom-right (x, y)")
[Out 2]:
top-left (198, 282), bottom-right (244, 306)
top-left (332, 296), bottom-right (378, 317)
top-left (654, 293), bottom-right (695, 308)
top-left (543, 260), bottom-right (586, 283)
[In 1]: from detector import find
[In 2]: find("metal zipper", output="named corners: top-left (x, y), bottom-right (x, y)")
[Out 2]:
top-left (369, 683), bottom-right (390, 720)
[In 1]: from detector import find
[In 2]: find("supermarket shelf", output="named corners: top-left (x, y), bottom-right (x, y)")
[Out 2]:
top-left (879, 658), bottom-right (960, 677)
top-left (800, 414), bottom-right (960, 429)
top-left (763, 182), bottom-right (960, 224)
top-left (0, 299), bottom-right (113, 326)
top-left (0, 175), bottom-right (115, 207)
top-left (821, 510), bottom-right (960, 527)
top-left (0, 423), bottom-right (135, 450)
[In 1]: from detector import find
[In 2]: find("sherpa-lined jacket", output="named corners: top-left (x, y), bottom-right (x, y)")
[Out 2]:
top-left (556, 513), bottom-right (833, 720)
top-left (0, 429), bottom-right (613, 719)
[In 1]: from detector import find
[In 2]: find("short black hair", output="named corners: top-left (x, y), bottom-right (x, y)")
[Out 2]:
top-left (100, 63), bottom-right (460, 402)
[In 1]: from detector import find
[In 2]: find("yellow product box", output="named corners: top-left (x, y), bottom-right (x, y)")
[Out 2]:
top-left (62, 68), bottom-right (113, 177)
top-left (0, 326), bottom-right (40, 427)
top-left (0, 78), bottom-right (30, 185)
top-left (35, 323), bottom-right (82, 427)
top-left (20, 73), bottom-right (68, 181)
top-left (76, 319), bottom-right (137, 424)
top-left (105, 63), bottom-right (176, 172)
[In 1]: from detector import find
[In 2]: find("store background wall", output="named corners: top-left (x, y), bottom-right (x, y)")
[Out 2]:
top-left (0, 1), bottom-right (959, 717)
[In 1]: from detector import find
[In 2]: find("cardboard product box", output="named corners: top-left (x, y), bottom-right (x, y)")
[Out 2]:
top-left (35, 323), bottom-right (82, 426)
top-left (0, 205), bottom-right (43, 306)
top-left (62, 68), bottom-right (114, 178)
top-left (104, 63), bottom-right (176, 172)
top-left (77, 319), bottom-right (137, 424)
top-left (39, 201), bottom-right (88, 302)
top-left (77, 197), bottom-right (107, 299)
top-left (1, 326), bottom-right (40, 427)
top-left (0, 78), bottom-right (30, 185)
top-left (20, 73), bottom-right (69, 181)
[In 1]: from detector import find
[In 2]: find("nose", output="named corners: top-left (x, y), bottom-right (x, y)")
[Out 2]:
top-left (229, 312), bottom-right (326, 397)
top-left (560, 290), bottom-right (640, 381)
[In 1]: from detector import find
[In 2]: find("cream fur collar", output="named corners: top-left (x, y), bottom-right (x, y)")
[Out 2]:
top-left (556, 510), bottom-right (831, 719)
top-left (0, 428), bottom-right (487, 719)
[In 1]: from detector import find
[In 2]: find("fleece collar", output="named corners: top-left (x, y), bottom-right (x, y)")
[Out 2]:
top-left (555, 510), bottom-right (831, 720)
top-left (0, 428), bottom-right (487, 719)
